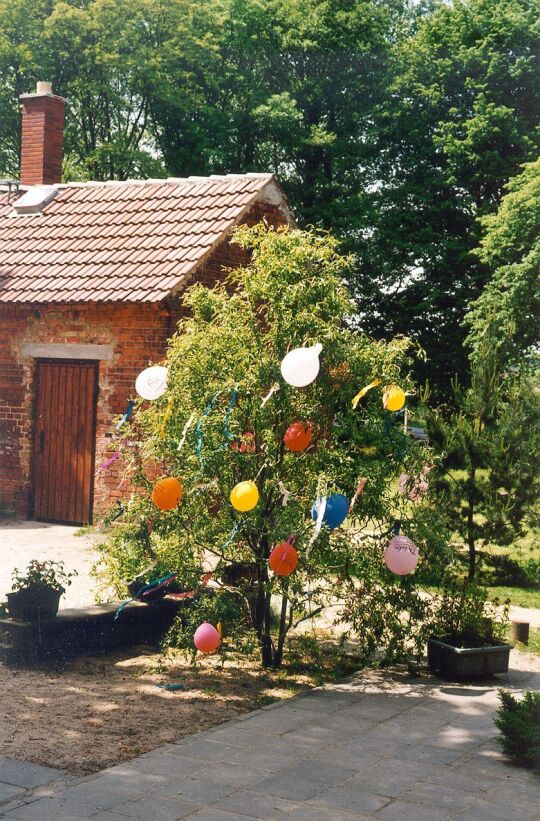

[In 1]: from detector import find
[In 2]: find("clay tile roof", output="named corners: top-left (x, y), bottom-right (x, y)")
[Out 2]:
top-left (0, 173), bottom-right (291, 303)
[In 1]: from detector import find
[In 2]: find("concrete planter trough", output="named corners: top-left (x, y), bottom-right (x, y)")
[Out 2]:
top-left (428, 636), bottom-right (511, 680)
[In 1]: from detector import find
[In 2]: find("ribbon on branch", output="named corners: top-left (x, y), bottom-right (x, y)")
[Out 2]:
top-left (114, 571), bottom-right (178, 619)
top-left (195, 388), bottom-right (237, 470)
top-left (349, 478), bottom-right (367, 512)
top-left (168, 571), bottom-right (213, 600)
top-left (116, 400), bottom-right (135, 429)
top-left (351, 379), bottom-right (381, 410)
top-left (96, 449), bottom-right (122, 475)
top-left (159, 394), bottom-right (175, 439)
top-left (177, 412), bottom-right (196, 451)
top-left (306, 495), bottom-right (327, 557)
top-left (261, 382), bottom-right (280, 407)
top-left (279, 481), bottom-right (291, 506)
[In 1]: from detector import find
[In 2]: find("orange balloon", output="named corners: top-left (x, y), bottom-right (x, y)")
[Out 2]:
top-left (283, 422), bottom-right (313, 452)
top-left (151, 477), bottom-right (183, 510)
top-left (269, 542), bottom-right (299, 576)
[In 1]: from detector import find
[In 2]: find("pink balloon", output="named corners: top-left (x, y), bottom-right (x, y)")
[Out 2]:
top-left (384, 535), bottom-right (419, 575)
top-left (194, 622), bottom-right (221, 654)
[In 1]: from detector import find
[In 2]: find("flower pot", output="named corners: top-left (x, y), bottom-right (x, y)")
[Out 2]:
top-left (6, 586), bottom-right (62, 621)
top-left (428, 636), bottom-right (511, 680)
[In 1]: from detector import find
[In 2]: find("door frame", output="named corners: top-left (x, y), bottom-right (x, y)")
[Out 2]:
top-left (30, 358), bottom-right (99, 525)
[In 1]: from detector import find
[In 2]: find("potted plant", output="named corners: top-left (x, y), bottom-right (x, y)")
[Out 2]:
top-left (7, 560), bottom-right (77, 621)
top-left (427, 579), bottom-right (511, 679)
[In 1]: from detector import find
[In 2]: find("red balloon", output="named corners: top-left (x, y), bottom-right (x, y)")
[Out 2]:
top-left (269, 541), bottom-right (299, 576)
top-left (283, 422), bottom-right (313, 452)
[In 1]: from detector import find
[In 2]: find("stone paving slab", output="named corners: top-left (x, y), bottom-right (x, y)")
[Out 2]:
top-left (1, 656), bottom-right (539, 820)
top-left (0, 758), bottom-right (64, 790)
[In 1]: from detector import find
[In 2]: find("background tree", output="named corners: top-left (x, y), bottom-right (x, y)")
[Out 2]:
top-left (353, 0), bottom-right (540, 394)
top-left (99, 225), bottom-right (441, 668)
top-left (465, 158), bottom-right (540, 367)
top-left (1, 0), bottom-right (538, 392)
top-left (426, 329), bottom-right (540, 579)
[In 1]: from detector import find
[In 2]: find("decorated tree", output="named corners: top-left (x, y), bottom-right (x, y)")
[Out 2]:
top-left (99, 225), bottom-right (444, 668)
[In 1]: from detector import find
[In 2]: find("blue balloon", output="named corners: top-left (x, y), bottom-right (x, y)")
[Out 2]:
top-left (310, 493), bottom-right (349, 530)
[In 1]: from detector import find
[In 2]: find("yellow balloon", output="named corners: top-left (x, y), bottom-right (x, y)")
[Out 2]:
top-left (230, 480), bottom-right (259, 512)
top-left (383, 384), bottom-right (406, 412)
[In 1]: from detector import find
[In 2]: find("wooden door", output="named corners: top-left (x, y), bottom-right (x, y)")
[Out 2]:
top-left (33, 360), bottom-right (98, 524)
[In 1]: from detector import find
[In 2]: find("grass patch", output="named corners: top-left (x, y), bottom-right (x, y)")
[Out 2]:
top-left (487, 586), bottom-right (540, 609)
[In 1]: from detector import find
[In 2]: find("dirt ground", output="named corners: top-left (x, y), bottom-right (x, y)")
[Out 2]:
top-left (0, 646), bottom-right (309, 776)
top-left (1, 642), bottom-right (538, 777)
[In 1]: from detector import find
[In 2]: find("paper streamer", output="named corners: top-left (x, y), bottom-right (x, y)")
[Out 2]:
top-left (169, 571), bottom-right (213, 600)
top-left (116, 400), bottom-right (135, 429)
top-left (351, 379), bottom-right (381, 410)
top-left (307, 495), bottom-right (327, 556)
top-left (159, 395), bottom-right (175, 439)
top-left (96, 450), bottom-right (120, 475)
top-left (279, 481), bottom-right (291, 506)
top-left (142, 572), bottom-right (177, 597)
top-left (196, 391), bottom-right (222, 469)
top-left (177, 412), bottom-right (196, 451)
top-left (114, 571), bottom-right (178, 619)
top-left (349, 478), bottom-right (367, 511)
top-left (195, 388), bottom-right (237, 470)
top-left (221, 389), bottom-right (238, 445)
top-left (261, 382), bottom-right (280, 407)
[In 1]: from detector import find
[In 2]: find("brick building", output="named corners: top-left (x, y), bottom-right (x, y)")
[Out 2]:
top-left (0, 83), bottom-right (293, 524)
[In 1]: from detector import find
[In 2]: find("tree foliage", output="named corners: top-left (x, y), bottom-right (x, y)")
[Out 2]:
top-left (354, 0), bottom-right (540, 392)
top-left (98, 225), bottom-right (445, 667)
top-left (465, 158), bottom-right (540, 366)
top-left (0, 0), bottom-right (537, 390)
top-left (495, 690), bottom-right (540, 770)
top-left (426, 329), bottom-right (540, 578)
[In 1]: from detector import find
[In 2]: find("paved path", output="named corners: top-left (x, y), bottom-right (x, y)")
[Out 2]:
top-left (510, 605), bottom-right (540, 629)
top-left (1, 655), bottom-right (538, 820)
top-left (0, 521), bottom-right (99, 608)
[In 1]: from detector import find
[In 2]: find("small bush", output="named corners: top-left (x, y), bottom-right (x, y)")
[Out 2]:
top-left (495, 689), bottom-right (540, 770)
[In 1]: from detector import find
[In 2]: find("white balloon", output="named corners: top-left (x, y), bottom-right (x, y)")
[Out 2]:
top-left (281, 344), bottom-right (323, 388)
top-left (135, 365), bottom-right (168, 400)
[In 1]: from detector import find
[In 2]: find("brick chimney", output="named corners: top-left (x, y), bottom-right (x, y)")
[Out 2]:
top-left (19, 82), bottom-right (66, 186)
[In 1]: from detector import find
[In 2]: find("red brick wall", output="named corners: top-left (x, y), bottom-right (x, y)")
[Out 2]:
top-left (0, 201), bottom-right (287, 521)
top-left (0, 301), bottom-right (175, 519)
top-left (20, 93), bottom-right (65, 186)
